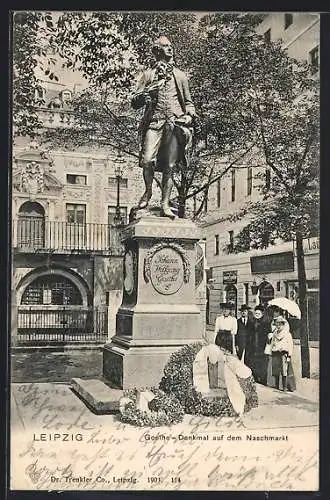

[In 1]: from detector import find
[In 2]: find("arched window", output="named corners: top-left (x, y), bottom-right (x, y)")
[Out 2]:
top-left (19, 201), bottom-right (44, 217)
top-left (225, 284), bottom-right (237, 316)
top-left (21, 275), bottom-right (83, 305)
top-left (258, 281), bottom-right (275, 307)
top-left (18, 201), bottom-right (45, 248)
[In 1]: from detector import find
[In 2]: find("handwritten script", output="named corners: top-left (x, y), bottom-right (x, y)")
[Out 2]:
top-left (11, 383), bottom-right (319, 491)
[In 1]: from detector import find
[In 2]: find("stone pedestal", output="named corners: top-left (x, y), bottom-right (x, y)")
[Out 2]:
top-left (107, 289), bottom-right (123, 341)
top-left (103, 216), bottom-right (202, 389)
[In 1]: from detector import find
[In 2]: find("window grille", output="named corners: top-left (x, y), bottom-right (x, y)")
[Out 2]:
top-left (21, 275), bottom-right (83, 305)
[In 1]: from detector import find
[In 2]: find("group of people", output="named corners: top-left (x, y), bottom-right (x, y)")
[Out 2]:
top-left (214, 302), bottom-right (296, 392)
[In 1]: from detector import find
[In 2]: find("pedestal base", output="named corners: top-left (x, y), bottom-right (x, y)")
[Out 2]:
top-left (103, 341), bottom-right (184, 389)
top-left (103, 216), bottom-right (202, 390)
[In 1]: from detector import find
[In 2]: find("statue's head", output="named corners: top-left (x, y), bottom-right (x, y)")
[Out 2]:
top-left (152, 36), bottom-right (173, 62)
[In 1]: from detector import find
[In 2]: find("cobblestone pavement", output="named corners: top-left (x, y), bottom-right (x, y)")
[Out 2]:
top-left (11, 346), bottom-right (319, 404)
top-left (11, 348), bottom-right (103, 383)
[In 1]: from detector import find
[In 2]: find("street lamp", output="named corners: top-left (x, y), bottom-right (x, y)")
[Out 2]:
top-left (113, 152), bottom-right (125, 226)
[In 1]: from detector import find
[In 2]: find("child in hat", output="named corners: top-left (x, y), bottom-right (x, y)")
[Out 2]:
top-left (270, 316), bottom-right (296, 392)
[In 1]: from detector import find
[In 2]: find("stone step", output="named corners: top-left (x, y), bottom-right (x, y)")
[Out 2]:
top-left (71, 377), bottom-right (123, 414)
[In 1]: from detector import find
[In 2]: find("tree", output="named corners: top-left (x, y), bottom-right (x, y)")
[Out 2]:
top-left (55, 11), bottom-right (197, 94)
top-left (12, 11), bottom-right (57, 137)
top-left (227, 64), bottom-right (319, 378)
top-left (170, 13), bottom-right (298, 215)
top-left (41, 12), bottom-right (300, 218)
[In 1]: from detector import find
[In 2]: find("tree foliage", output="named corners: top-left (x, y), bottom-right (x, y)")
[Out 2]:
top-left (55, 12), bottom-right (197, 94)
top-left (12, 11), bottom-right (56, 137)
top-left (39, 12), bottom-right (310, 217)
top-left (225, 61), bottom-right (319, 378)
top-left (230, 65), bottom-right (319, 252)
top-left (12, 11), bottom-right (319, 225)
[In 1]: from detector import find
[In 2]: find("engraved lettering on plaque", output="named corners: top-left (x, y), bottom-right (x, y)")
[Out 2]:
top-left (150, 247), bottom-right (184, 295)
top-left (144, 242), bottom-right (191, 293)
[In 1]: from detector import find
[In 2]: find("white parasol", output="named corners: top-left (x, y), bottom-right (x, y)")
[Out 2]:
top-left (268, 297), bottom-right (301, 319)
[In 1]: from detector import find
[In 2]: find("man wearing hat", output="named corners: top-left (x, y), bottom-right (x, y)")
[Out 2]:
top-left (235, 304), bottom-right (254, 361)
top-left (214, 302), bottom-right (238, 354)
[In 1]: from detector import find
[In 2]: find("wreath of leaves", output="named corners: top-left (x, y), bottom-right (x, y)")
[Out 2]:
top-left (159, 343), bottom-right (258, 417)
top-left (119, 388), bottom-right (185, 427)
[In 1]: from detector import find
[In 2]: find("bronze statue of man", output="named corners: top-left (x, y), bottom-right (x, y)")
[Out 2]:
top-left (131, 36), bottom-right (196, 218)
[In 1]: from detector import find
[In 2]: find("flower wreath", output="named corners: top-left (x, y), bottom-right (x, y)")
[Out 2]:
top-left (159, 343), bottom-right (258, 417)
top-left (119, 388), bottom-right (184, 427)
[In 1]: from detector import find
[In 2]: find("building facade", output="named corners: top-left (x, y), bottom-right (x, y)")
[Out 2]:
top-left (201, 13), bottom-right (320, 341)
top-left (12, 78), bottom-right (207, 346)
top-left (11, 79), bottom-right (147, 346)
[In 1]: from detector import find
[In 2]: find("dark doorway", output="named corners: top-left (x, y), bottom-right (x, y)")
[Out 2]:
top-left (225, 284), bottom-right (237, 316)
top-left (258, 281), bottom-right (275, 308)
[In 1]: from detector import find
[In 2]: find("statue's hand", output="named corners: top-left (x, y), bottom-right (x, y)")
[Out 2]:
top-left (176, 114), bottom-right (193, 126)
top-left (144, 86), bottom-right (158, 104)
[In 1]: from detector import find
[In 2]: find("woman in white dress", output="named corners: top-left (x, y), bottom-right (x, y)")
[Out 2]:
top-left (214, 302), bottom-right (238, 354)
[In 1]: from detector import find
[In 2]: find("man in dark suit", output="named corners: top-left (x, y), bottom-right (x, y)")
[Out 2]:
top-left (235, 304), bottom-right (254, 361)
top-left (131, 36), bottom-right (196, 218)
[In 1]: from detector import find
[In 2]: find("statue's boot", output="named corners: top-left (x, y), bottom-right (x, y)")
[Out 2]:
top-left (161, 203), bottom-right (175, 219)
top-left (161, 173), bottom-right (175, 219)
top-left (137, 190), bottom-right (152, 209)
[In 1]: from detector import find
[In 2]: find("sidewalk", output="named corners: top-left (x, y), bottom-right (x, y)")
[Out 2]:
top-left (10, 377), bottom-right (318, 433)
top-left (293, 377), bottom-right (319, 403)
top-left (205, 327), bottom-right (319, 403)
top-left (11, 342), bottom-right (319, 404)
top-left (9, 337), bottom-right (319, 491)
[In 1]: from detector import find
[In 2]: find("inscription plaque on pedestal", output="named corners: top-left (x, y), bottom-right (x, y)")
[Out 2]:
top-left (144, 241), bottom-right (191, 296)
top-left (150, 247), bottom-right (184, 295)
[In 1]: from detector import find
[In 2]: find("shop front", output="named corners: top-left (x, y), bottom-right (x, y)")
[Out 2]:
top-left (207, 239), bottom-right (319, 344)
top-left (250, 247), bottom-right (319, 341)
